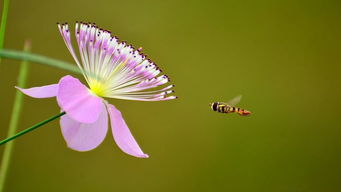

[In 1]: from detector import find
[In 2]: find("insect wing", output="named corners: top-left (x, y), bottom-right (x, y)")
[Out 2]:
top-left (226, 95), bottom-right (242, 107)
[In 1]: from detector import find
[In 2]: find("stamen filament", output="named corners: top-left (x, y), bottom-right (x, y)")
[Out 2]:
top-left (57, 22), bottom-right (176, 101)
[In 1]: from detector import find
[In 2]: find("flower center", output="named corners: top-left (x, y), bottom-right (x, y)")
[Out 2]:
top-left (89, 80), bottom-right (107, 97)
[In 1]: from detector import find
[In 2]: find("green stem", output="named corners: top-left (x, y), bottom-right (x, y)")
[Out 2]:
top-left (0, 40), bottom-right (30, 192)
top-left (0, 112), bottom-right (66, 146)
top-left (0, 0), bottom-right (9, 49)
top-left (0, 49), bottom-right (80, 74)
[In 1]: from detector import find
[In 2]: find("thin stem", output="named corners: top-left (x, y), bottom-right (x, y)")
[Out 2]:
top-left (0, 112), bottom-right (66, 146)
top-left (0, 40), bottom-right (30, 192)
top-left (0, 0), bottom-right (9, 49)
top-left (0, 49), bottom-right (81, 74)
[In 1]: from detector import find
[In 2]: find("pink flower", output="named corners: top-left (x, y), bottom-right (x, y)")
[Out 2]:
top-left (17, 22), bottom-right (176, 158)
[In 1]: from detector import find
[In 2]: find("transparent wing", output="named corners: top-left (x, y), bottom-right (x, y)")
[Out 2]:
top-left (227, 95), bottom-right (242, 106)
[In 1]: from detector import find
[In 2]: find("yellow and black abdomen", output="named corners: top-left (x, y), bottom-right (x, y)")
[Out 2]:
top-left (228, 106), bottom-right (251, 116)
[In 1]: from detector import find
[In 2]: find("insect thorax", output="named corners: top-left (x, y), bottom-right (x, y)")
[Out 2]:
top-left (216, 103), bottom-right (230, 113)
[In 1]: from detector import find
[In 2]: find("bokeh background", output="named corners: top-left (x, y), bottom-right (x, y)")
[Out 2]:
top-left (0, 0), bottom-right (341, 191)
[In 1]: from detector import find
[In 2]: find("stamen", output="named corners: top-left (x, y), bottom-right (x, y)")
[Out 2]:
top-left (57, 22), bottom-right (176, 101)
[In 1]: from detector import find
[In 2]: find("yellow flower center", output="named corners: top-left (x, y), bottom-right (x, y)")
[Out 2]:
top-left (89, 79), bottom-right (107, 97)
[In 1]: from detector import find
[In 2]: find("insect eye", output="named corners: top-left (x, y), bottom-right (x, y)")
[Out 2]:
top-left (212, 102), bottom-right (218, 111)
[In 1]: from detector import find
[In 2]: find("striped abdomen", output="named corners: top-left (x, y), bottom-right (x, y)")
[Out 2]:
top-left (211, 102), bottom-right (251, 116)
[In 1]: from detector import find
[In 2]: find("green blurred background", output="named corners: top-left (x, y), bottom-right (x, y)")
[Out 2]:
top-left (0, 0), bottom-right (341, 191)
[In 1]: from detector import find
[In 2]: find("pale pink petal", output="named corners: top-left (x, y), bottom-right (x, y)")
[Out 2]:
top-left (107, 103), bottom-right (149, 158)
top-left (57, 75), bottom-right (103, 124)
top-left (16, 84), bottom-right (58, 98)
top-left (60, 104), bottom-right (108, 151)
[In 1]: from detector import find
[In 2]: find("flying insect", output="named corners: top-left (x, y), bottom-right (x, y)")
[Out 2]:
top-left (210, 95), bottom-right (251, 116)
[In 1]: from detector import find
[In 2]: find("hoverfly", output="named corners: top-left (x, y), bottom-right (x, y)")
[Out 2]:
top-left (210, 95), bottom-right (251, 116)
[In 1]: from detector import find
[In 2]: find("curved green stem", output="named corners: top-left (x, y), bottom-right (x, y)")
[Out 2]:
top-left (0, 49), bottom-right (80, 74)
top-left (0, 112), bottom-right (66, 145)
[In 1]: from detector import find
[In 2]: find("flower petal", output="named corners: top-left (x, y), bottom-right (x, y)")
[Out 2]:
top-left (16, 84), bottom-right (58, 98)
top-left (107, 103), bottom-right (149, 158)
top-left (57, 75), bottom-right (103, 123)
top-left (60, 104), bottom-right (108, 151)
